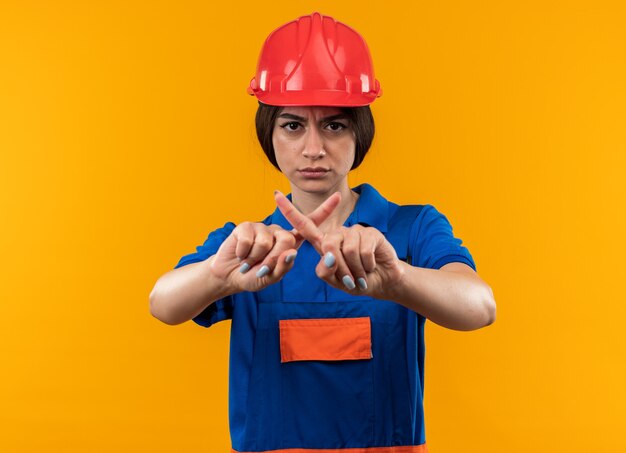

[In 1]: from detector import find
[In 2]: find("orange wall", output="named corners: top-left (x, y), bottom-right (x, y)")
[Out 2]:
top-left (1, 1), bottom-right (625, 452)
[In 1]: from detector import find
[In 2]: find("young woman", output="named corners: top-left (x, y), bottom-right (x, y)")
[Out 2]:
top-left (150, 12), bottom-right (496, 453)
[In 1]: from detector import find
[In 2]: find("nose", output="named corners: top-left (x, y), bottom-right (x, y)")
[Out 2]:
top-left (302, 126), bottom-right (326, 159)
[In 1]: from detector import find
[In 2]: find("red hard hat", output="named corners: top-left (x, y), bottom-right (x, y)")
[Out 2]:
top-left (247, 12), bottom-right (382, 106)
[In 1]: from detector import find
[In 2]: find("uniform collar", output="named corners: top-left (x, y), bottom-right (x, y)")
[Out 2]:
top-left (270, 183), bottom-right (389, 233)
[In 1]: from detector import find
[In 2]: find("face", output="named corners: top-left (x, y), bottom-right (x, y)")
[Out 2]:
top-left (272, 106), bottom-right (356, 195)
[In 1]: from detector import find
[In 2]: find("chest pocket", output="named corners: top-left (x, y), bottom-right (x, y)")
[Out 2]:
top-left (279, 317), bottom-right (372, 362)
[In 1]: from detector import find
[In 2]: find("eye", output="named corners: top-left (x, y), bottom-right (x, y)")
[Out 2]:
top-left (325, 121), bottom-right (347, 132)
top-left (280, 122), bottom-right (302, 131)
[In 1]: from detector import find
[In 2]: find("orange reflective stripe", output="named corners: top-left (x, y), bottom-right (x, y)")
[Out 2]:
top-left (279, 317), bottom-right (372, 363)
top-left (232, 445), bottom-right (428, 453)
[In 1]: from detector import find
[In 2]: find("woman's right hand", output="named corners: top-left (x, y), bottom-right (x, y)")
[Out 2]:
top-left (209, 223), bottom-right (299, 293)
top-left (209, 191), bottom-right (342, 294)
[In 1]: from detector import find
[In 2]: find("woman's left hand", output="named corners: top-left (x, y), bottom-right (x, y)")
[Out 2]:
top-left (274, 191), bottom-right (404, 299)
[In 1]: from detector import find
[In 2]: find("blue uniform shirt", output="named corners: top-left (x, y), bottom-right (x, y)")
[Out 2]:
top-left (174, 184), bottom-right (475, 453)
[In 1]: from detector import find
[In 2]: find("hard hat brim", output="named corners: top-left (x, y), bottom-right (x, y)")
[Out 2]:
top-left (253, 89), bottom-right (381, 107)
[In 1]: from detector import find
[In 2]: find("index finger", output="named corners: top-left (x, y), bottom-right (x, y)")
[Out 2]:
top-left (289, 191), bottom-right (341, 244)
top-left (307, 191), bottom-right (341, 227)
top-left (274, 191), bottom-right (340, 253)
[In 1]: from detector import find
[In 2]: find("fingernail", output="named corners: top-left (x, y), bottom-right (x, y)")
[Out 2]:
top-left (285, 252), bottom-right (297, 264)
top-left (323, 252), bottom-right (335, 268)
top-left (342, 275), bottom-right (356, 290)
top-left (239, 262), bottom-right (250, 274)
top-left (357, 278), bottom-right (368, 290)
top-left (256, 265), bottom-right (270, 278)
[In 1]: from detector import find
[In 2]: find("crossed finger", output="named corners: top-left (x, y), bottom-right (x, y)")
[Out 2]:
top-left (274, 191), bottom-right (372, 292)
top-left (274, 190), bottom-right (341, 251)
top-left (247, 190), bottom-right (341, 277)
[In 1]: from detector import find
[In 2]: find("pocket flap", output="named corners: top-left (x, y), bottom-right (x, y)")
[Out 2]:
top-left (279, 317), bottom-right (372, 363)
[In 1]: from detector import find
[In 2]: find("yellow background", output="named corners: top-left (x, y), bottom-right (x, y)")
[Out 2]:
top-left (1, 1), bottom-right (625, 451)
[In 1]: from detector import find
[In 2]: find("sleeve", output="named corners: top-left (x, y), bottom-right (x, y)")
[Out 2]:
top-left (173, 221), bottom-right (237, 328)
top-left (411, 205), bottom-right (476, 271)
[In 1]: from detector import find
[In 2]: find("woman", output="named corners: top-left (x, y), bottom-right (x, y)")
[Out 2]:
top-left (150, 12), bottom-right (495, 453)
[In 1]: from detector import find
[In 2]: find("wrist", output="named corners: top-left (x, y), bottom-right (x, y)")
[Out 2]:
top-left (373, 260), bottom-right (408, 302)
top-left (204, 255), bottom-right (238, 299)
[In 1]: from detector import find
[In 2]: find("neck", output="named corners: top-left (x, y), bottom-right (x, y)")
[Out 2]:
top-left (290, 182), bottom-right (359, 234)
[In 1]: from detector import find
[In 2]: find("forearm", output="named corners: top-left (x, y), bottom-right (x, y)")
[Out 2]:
top-left (149, 256), bottom-right (235, 325)
top-left (385, 262), bottom-right (496, 331)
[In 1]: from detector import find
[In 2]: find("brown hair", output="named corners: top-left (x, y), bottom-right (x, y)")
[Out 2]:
top-left (255, 102), bottom-right (375, 171)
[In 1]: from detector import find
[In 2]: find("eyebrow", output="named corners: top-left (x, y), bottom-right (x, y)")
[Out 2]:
top-left (277, 113), bottom-right (349, 123)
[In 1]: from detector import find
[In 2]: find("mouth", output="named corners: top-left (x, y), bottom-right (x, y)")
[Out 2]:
top-left (298, 167), bottom-right (330, 178)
